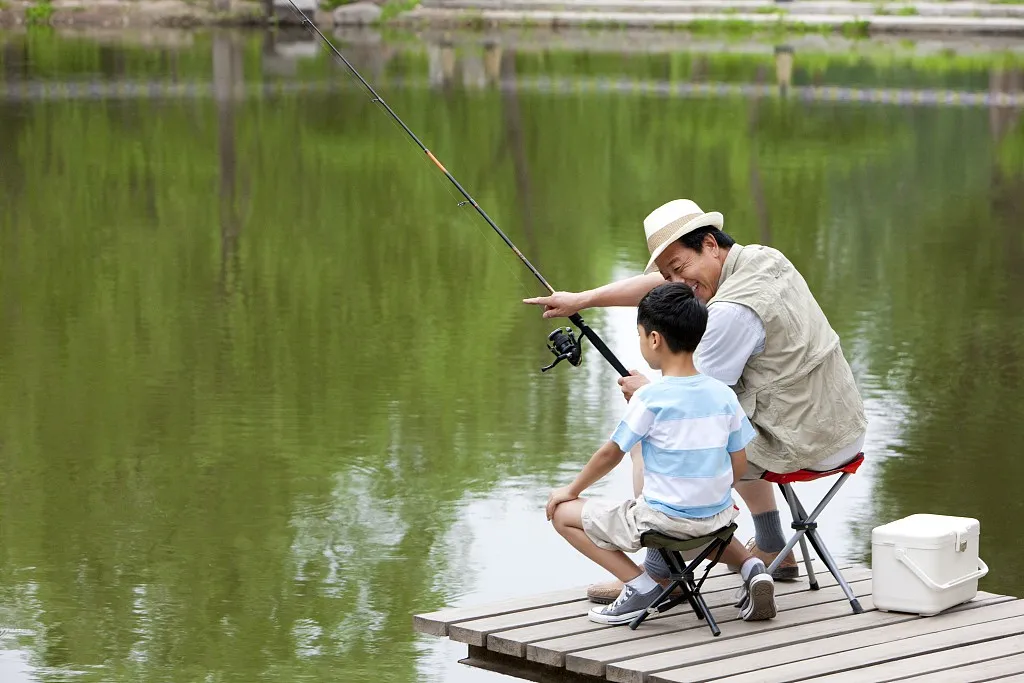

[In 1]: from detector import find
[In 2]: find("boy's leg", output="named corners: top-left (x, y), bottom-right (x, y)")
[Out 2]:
top-left (552, 499), bottom-right (643, 583)
top-left (588, 444), bottom-right (663, 603)
top-left (554, 498), bottom-right (669, 625)
top-left (589, 551), bottom-right (680, 604)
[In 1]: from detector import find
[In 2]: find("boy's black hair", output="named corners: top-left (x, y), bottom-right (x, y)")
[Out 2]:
top-left (678, 227), bottom-right (736, 253)
top-left (636, 282), bottom-right (707, 353)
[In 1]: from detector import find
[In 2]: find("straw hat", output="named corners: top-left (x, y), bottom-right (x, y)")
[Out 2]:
top-left (642, 199), bottom-right (724, 275)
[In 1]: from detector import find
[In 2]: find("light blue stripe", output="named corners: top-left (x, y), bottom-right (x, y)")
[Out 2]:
top-left (624, 375), bottom-right (747, 421)
top-left (727, 416), bottom-right (757, 452)
top-left (646, 405), bottom-right (737, 422)
top-left (642, 444), bottom-right (733, 478)
top-left (645, 495), bottom-right (733, 520)
top-left (611, 424), bottom-right (643, 453)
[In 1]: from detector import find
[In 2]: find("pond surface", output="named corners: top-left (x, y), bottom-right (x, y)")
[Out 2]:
top-left (1, 26), bottom-right (1023, 683)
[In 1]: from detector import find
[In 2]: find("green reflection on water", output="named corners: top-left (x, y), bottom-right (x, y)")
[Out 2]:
top-left (0, 27), bottom-right (1022, 683)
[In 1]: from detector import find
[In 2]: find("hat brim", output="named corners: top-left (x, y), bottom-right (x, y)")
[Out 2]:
top-left (643, 212), bottom-right (724, 275)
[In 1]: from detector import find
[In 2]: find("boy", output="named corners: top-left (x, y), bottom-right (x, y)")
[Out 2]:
top-left (546, 282), bottom-right (777, 624)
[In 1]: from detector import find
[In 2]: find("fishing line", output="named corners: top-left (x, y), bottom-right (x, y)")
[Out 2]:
top-left (288, 1), bottom-right (630, 377)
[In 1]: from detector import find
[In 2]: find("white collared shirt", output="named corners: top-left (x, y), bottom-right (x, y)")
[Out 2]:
top-left (694, 302), bottom-right (766, 387)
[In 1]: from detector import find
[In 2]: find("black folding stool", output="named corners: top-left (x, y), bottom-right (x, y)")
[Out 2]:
top-left (629, 523), bottom-right (738, 637)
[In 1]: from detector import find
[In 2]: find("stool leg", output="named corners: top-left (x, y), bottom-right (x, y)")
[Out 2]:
top-left (805, 529), bottom-right (863, 615)
top-left (690, 586), bottom-right (721, 637)
top-left (798, 534), bottom-right (818, 590)
top-left (781, 484), bottom-right (819, 589)
top-left (766, 485), bottom-right (804, 578)
top-left (629, 580), bottom-right (678, 630)
top-left (684, 585), bottom-right (702, 619)
top-left (766, 530), bottom-right (804, 578)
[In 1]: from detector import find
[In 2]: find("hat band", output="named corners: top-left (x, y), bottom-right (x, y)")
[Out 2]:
top-left (646, 212), bottom-right (704, 253)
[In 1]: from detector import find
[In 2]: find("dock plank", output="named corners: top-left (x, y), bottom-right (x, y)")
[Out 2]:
top-left (643, 593), bottom-right (1011, 683)
top-left (449, 600), bottom-right (594, 646)
top-left (565, 580), bottom-right (876, 677)
top-left (416, 564), bottom-right (1024, 683)
top-left (809, 633), bottom-right (1024, 682)
top-left (419, 561), bottom-right (742, 638)
top-left (522, 566), bottom-right (865, 666)
top-left (414, 585), bottom-right (591, 636)
top-left (727, 610), bottom-right (1024, 683)
top-left (457, 562), bottom-right (825, 650)
top-left (656, 599), bottom-right (1024, 683)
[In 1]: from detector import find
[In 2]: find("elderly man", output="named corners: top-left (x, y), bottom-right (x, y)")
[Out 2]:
top-left (525, 198), bottom-right (867, 603)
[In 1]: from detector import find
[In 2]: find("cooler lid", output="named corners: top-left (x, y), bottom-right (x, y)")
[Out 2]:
top-left (872, 514), bottom-right (980, 549)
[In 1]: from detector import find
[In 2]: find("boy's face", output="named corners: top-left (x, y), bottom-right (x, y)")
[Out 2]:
top-left (637, 324), bottom-right (661, 370)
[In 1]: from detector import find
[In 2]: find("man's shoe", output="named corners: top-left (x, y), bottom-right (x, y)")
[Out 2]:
top-left (587, 580), bottom-right (624, 605)
top-left (587, 584), bottom-right (662, 625)
top-left (727, 539), bottom-right (800, 581)
top-left (734, 561), bottom-right (777, 621)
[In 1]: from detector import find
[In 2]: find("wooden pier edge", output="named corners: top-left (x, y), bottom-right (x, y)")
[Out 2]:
top-left (416, 563), bottom-right (1024, 683)
top-left (461, 644), bottom-right (603, 683)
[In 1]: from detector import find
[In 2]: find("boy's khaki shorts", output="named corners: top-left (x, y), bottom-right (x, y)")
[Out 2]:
top-left (581, 497), bottom-right (739, 553)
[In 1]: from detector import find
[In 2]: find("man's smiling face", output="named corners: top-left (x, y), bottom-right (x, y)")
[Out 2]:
top-left (654, 235), bottom-right (724, 304)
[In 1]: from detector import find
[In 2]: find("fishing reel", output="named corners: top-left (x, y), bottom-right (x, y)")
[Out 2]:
top-left (541, 326), bottom-right (584, 373)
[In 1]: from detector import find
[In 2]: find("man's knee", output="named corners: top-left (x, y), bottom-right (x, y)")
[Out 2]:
top-left (738, 461), bottom-right (766, 482)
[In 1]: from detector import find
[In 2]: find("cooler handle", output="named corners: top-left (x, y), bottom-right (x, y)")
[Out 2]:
top-left (894, 547), bottom-right (989, 591)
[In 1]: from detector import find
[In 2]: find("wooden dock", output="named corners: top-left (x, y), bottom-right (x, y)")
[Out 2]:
top-left (414, 561), bottom-right (1024, 682)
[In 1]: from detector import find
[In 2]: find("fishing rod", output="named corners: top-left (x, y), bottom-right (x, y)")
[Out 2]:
top-left (287, 1), bottom-right (629, 378)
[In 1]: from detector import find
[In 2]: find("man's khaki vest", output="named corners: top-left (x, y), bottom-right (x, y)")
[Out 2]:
top-left (704, 244), bottom-right (867, 473)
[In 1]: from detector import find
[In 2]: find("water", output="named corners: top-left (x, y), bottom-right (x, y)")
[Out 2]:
top-left (0, 25), bottom-right (1023, 683)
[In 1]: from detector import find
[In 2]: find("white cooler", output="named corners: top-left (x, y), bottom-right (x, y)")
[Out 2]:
top-left (872, 514), bottom-right (989, 616)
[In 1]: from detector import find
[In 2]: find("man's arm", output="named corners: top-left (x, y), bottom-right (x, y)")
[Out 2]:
top-left (524, 273), bottom-right (665, 318)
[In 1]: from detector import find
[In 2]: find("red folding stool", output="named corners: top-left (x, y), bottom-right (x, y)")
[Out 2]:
top-left (761, 453), bottom-right (865, 615)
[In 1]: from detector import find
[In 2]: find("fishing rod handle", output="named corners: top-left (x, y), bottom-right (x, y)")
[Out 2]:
top-left (569, 314), bottom-right (630, 378)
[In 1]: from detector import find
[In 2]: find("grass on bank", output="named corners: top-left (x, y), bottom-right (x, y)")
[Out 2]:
top-left (4, 0), bottom-right (423, 27)
top-left (437, 13), bottom-right (877, 38)
top-left (24, 1), bottom-right (53, 25)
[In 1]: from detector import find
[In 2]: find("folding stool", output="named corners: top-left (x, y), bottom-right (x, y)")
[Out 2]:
top-left (629, 523), bottom-right (738, 637)
top-left (762, 453), bottom-right (865, 614)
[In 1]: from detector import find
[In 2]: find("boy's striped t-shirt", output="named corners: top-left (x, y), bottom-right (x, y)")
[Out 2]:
top-left (611, 374), bottom-right (756, 520)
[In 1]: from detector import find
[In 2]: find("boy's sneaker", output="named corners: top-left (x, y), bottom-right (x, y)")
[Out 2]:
top-left (734, 560), bottom-right (777, 621)
top-left (587, 584), bottom-right (662, 625)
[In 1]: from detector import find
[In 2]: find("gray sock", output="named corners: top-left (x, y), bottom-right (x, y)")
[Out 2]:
top-left (753, 510), bottom-right (787, 553)
top-left (643, 549), bottom-right (671, 580)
